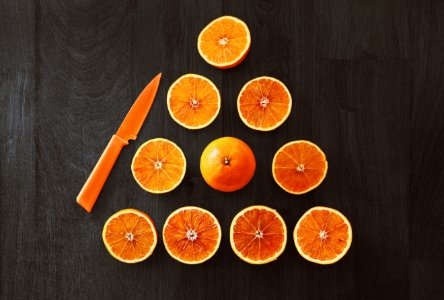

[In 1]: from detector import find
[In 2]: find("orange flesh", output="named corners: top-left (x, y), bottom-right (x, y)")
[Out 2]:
top-left (132, 140), bottom-right (185, 192)
top-left (163, 209), bottom-right (220, 262)
top-left (238, 78), bottom-right (291, 129)
top-left (274, 142), bottom-right (327, 193)
top-left (199, 18), bottom-right (249, 65)
top-left (169, 76), bottom-right (219, 127)
top-left (104, 212), bottom-right (155, 261)
top-left (232, 208), bottom-right (285, 261)
top-left (296, 209), bottom-right (350, 261)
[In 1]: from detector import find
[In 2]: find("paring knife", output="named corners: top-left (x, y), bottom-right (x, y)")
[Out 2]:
top-left (77, 73), bottom-right (162, 213)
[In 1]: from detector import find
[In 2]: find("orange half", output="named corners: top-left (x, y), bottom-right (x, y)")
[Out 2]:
top-left (131, 138), bottom-right (186, 193)
top-left (102, 209), bottom-right (157, 263)
top-left (294, 206), bottom-right (352, 264)
top-left (167, 74), bottom-right (221, 129)
top-left (230, 205), bottom-right (287, 264)
top-left (198, 16), bottom-right (251, 69)
top-left (237, 76), bottom-right (292, 131)
top-left (272, 140), bottom-right (328, 194)
top-left (163, 206), bottom-right (221, 264)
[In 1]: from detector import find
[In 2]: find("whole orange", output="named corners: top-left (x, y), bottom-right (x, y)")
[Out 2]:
top-left (200, 137), bottom-right (256, 192)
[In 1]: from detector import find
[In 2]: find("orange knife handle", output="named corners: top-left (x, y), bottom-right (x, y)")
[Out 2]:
top-left (76, 135), bottom-right (128, 212)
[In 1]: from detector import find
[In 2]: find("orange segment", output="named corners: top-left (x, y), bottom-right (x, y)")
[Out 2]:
top-left (167, 74), bottom-right (221, 129)
top-left (198, 16), bottom-right (251, 69)
top-left (102, 209), bottom-right (157, 263)
top-left (131, 138), bottom-right (186, 193)
top-left (294, 207), bottom-right (352, 264)
top-left (230, 205), bottom-right (287, 264)
top-left (237, 76), bottom-right (292, 131)
top-left (163, 206), bottom-right (221, 264)
top-left (272, 140), bottom-right (328, 194)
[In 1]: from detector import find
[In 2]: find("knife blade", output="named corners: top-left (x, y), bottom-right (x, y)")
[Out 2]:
top-left (77, 73), bottom-right (162, 212)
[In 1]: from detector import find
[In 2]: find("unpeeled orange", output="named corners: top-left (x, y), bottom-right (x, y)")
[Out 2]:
top-left (200, 137), bottom-right (256, 192)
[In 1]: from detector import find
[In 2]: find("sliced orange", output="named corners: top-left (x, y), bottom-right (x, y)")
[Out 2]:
top-left (197, 16), bottom-right (251, 69)
top-left (230, 205), bottom-right (287, 264)
top-left (272, 140), bottom-right (328, 194)
top-left (294, 206), bottom-right (352, 264)
top-left (167, 74), bottom-right (221, 129)
top-left (102, 209), bottom-right (157, 263)
top-left (131, 138), bottom-right (186, 194)
top-left (163, 206), bottom-right (221, 264)
top-left (237, 76), bottom-right (292, 131)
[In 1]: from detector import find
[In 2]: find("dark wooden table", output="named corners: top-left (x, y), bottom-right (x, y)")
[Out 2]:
top-left (1, 1), bottom-right (444, 299)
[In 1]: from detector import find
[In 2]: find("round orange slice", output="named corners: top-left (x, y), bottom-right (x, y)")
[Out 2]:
top-left (102, 209), bottom-right (157, 263)
top-left (230, 205), bottom-right (287, 264)
top-left (237, 76), bottom-right (292, 131)
top-left (167, 74), bottom-right (221, 129)
top-left (163, 206), bottom-right (221, 264)
top-left (272, 140), bottom-right (328, 194)
top-left (294, 206), bottom-right (352, 264)
top-left (197, 16), bottom-right (251, 69)
top-left (131, 138), bottom-right (186, 194)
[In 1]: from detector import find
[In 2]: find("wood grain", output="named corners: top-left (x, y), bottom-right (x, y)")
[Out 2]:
top-left (409, 0), bottom-right (444, 260)
top-left (1, 0), bottom-right (443, 299)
